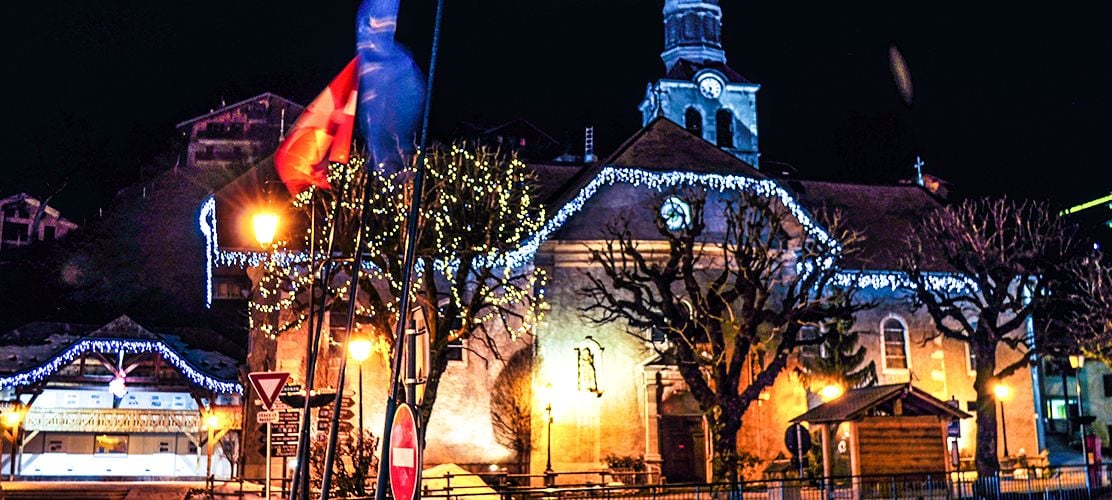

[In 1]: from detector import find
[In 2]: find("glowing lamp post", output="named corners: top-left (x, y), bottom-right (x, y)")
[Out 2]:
top-left (1068, 355), bottom-right (1090, 487)
top-left (994, 384), bottom-right (1011, 458)
top-left (2, 404), bottom-right (24, 480)
top-left (538, 383), bottom-right (554, 487)
top-left (204, 411), bottom-right (230, 485)
top-left (252, 212), bottom-right (280, 248)
top-left (349, 336), bottom-right (372, 439)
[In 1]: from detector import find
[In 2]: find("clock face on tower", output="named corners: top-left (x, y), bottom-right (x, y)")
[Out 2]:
top-left (698, 75), bottom-right (723, 99)
top-left (660, 196), bottom-right (692, 231)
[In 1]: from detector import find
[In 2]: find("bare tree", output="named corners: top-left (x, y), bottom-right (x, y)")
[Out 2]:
top-left (900, 197), bottom-right (1081, 475)
top-left (1062, 251), bottom-right (1112, 363)
top-left (254, 143), bottom-right (546, 434)
top-left (490, 346), bottom-right (534, 473)
top-left (578, 190), bottom-right (862, 483)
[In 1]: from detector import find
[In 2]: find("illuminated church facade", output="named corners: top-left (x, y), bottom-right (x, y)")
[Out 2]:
top-left (0, 0), bottom-right (1058, 484)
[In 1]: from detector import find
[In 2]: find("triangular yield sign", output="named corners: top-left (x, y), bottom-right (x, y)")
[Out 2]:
top-left (248, 371), bottom-right (290, 411)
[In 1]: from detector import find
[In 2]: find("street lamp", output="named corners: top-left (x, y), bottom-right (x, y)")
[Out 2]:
top-left (2, 404), bottom-right (24, 480)
top-left (349, 336), bottom-right (372, 440)
top-left (1068, 355), bottom-right (1089, 487)
top-left (994, 384), bottom-right (1011, 458)
top-left (253, 212), bottom-right (280, 248)
top-left (205, 411), bottom-right (229, 484)
top-left (544, 402), bottom-right (554, 486)
top-left (819, 383), bottom-right (845, 402)
top-left (251, 209), bottom-right (282, 498)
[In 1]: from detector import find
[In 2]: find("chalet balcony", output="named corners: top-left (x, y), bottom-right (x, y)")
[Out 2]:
top-left (23, 407), bottom-right (242, 434)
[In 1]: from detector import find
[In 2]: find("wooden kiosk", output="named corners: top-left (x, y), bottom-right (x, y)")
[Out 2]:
top-left (791, 383), bottom-right (969, 497)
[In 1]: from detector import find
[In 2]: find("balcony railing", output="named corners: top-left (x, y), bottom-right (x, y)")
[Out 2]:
top-left (23, 407), bottom-right (242, 433)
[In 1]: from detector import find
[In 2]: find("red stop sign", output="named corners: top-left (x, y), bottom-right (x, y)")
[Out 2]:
top-left (389, 404), bottom-right (421, 500)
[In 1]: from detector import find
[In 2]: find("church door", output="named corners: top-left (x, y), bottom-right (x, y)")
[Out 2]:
top-left (660, 415), bottom-right (705, 483)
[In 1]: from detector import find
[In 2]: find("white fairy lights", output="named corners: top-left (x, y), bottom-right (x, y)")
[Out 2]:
top-left (0, 338), bottom-right (243, 394)
top-left (202, 164), bottom-right (973, 301)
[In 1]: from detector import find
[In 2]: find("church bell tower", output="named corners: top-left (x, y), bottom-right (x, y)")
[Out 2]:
top-left (639, 0), bottom-right (761, 167)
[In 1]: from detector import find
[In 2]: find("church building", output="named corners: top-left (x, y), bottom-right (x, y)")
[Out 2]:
top-left (200, 0), bottom-right (1046, 484)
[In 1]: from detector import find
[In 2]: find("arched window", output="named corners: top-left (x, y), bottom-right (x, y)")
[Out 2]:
top-left (684, 108), bottom-right (703, 137)
top-left (716, 109), bottom-right (734, 148)
top-left (880, 317), bottom-right (909, 371)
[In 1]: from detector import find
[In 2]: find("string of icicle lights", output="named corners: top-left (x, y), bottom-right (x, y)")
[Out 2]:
top-left (0, 338), bottom-right (242, 394)
top-left (201, 166), bottom-right (975, 298)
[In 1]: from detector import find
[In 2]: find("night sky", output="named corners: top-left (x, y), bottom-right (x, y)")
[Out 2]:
top-left (5, 1), bottom-right (1109, 220)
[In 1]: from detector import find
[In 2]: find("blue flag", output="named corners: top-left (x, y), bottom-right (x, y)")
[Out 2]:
top-left (356, 0), bottom-right (426, 173)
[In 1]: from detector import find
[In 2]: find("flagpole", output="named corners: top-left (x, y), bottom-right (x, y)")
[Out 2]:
top-left (319, 178), bottom-right (372, 500)
top-left (374, 0), bottom-right (445, 499)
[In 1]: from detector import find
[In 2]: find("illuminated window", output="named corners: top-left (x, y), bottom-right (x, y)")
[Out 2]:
top-left (965, 343), bottom-right (977, 374)
top-left (880, 317), bottom-right (909, 371)
top-left (716, 109), bottom-right (734, 148)
top-left (1046, 398), bottom-right (1076, 420)
top-left (213, 278), bottom-right (248, 300)
top-left (95, 434), bottom-right (128, 455)
top-left (684, 108), bottom-right (703, 136)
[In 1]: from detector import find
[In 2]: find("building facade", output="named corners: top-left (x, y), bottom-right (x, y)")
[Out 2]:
top-left (202, 0), bottom-right (1052, 484)
top-left (0, 193), bottom-right (77, 253)
top-left (0, 316), bottom-right (243, 478)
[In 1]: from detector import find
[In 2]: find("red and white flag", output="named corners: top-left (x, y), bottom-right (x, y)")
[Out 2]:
top-left (275, 58), bottom-right (358, 195)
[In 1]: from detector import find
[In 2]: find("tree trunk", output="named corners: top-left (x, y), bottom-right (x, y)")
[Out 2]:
top-left (972, 340), bottom-right (1000, 475)
top-left (709, 411), bottom-right (742, 484)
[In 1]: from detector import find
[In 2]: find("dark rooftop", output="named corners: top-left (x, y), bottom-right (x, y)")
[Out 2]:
top-left (791, 383), bottom-right (969, 424)
top-left (787, 180), bottom-right (947, 270)
top-left (0, 316), bottom-right (243, 385)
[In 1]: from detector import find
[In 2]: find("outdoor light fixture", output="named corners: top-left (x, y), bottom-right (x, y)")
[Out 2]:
top-left (995, 383), bottom-right (1011, 456)
top-left (205, 413), bottom-right (221, 430)
top-left (819, 383), bottom-right (845, 402)
top-left (2, 406), bottom-right (22, 428)
top-left (252, 211), bottom-right (280, 248)
top-left (348, 337), bottom-right (372, 363)
top-left (1067, 354), bottom-right (1091, 488)
top-left (109, 376), bottom-right (127, 398)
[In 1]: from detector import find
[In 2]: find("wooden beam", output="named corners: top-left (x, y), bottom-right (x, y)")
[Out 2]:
top-left (122, 352), bottom-right (155, 375)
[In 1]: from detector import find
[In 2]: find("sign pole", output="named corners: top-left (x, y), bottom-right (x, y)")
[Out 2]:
top-left (266, 422), bottom-right (273, 499)
top-left (795, 424), bottom-right (804, 478)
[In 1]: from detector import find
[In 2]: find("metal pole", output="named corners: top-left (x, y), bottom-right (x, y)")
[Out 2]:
top-left (999, 401), bottom-right (1009, 458)
top-left (319, 179), bottom-right (372, 500)
top-left (289, 194), bottom-right (317, 500)
top-left (1076, 375), bottom-right (1089, 491)
top-left (821, 424), bottom-right (833, 499)
top-left (373, 1), bottom-right (445, 499)
top-left (358, 366), bottom-right (364, 440)
top-left (208, 424), bottom-right (215, 482)
top-left (266, 422), bottom-right (273, 499)
top-left (545, 403), bottom-right (553, 485)
top-left (795, 424), bottom-right (804, 478)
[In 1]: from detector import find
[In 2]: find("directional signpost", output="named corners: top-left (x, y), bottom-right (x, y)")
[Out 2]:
top-left (389, 404), bottom-right (421, 500)
top-left (249, 371), bottom-right (289, 499)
